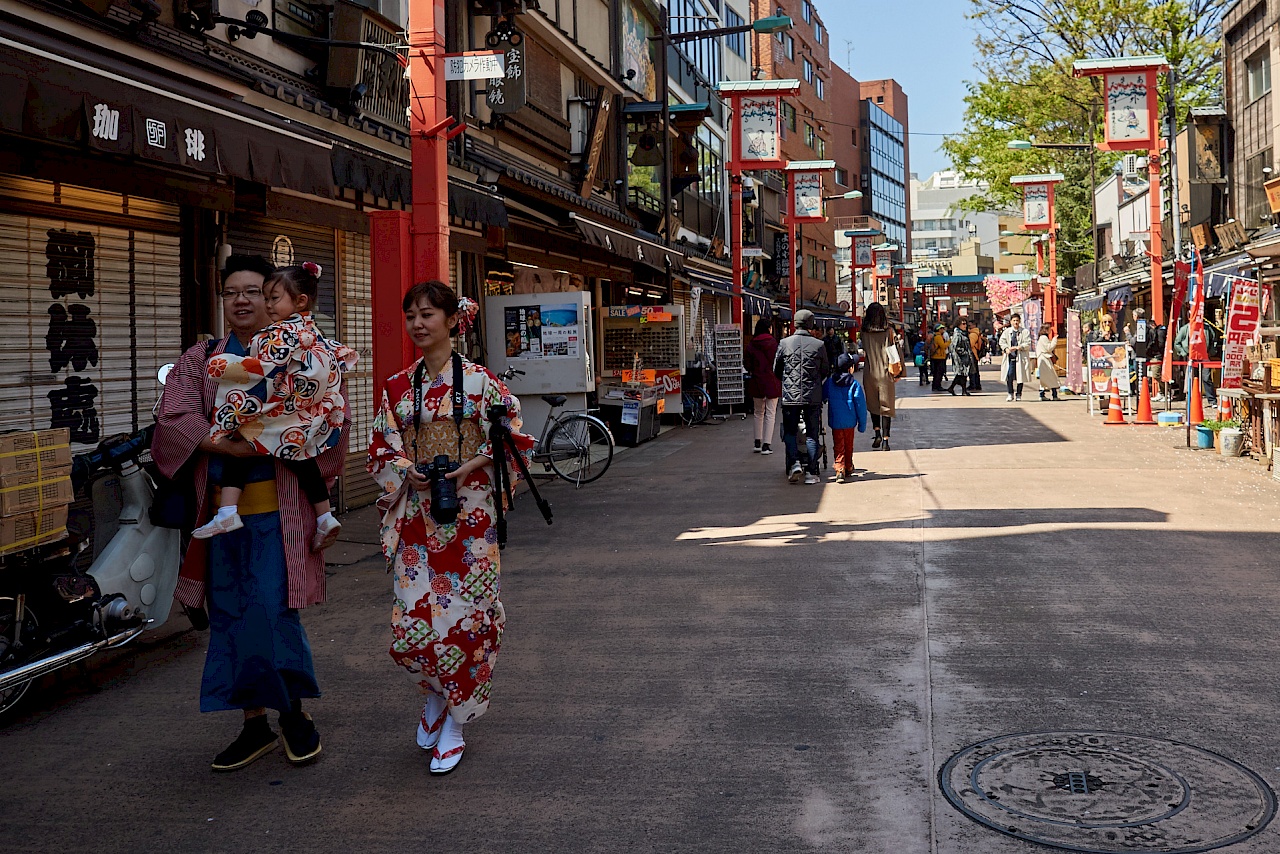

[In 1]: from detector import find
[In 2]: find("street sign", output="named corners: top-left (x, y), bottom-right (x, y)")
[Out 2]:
top-left (444, 51), bottom-right (504, 81)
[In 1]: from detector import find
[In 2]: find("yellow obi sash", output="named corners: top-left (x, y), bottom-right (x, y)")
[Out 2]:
top-left (213, 479), bottom-right (279, 515)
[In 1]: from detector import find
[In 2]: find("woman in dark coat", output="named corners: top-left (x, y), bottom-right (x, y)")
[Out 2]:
top-left (744, 317), bottom-right (782, 454)
top-left (947, 318), bottom-right (975, 396)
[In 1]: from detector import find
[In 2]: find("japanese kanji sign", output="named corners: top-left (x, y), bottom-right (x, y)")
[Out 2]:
top-left (853, 236), bottom-right (873, 268)
top-left (487, 37), bottom-right (526, 115)
top-left (445, 51), bottom-right (505, 81)
top-left (1221, 276), bottom-right (1262, 390)
top-left (1023, 182), bottom-right (1052, 229)
top-left (739, 96), bottom-right (782, 167)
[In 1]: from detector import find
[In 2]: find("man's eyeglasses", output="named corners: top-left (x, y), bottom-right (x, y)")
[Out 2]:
top-left (220, 288), bottom-right (264, 301)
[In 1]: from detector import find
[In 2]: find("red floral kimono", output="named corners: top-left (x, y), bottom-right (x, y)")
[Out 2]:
top-left (367, 356), bottom-right (533, 724)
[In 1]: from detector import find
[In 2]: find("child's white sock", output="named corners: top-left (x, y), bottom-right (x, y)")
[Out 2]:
top-left (216, 505), bottom-right (238, 519)
top-left (316, 510), bottom-right (335, 525)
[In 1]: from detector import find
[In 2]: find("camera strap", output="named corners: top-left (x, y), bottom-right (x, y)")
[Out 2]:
top-left (411, 352), bottom-right (466, 463)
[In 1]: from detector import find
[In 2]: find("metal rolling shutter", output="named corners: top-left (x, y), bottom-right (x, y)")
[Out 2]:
top-left (226, 217), bottom-right (338, 337)
top-left (337, 229), bottom-right (379, 510)
top-left (0, 204), bottom-right (182, 451)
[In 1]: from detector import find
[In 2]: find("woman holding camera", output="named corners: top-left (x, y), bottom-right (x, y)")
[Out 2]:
top-left (367, 281), bottom-right (533, 775)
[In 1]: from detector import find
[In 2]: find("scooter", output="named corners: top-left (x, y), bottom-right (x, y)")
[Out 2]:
top-left (0, 366), bottom-right (184, 718)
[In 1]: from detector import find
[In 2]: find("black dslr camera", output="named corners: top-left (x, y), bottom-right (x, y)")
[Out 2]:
top-left (417, 455), bottom-right (461, 524)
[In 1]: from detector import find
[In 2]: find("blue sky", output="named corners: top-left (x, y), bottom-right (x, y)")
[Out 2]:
top-left (820, 0), bottom-right (977, 179)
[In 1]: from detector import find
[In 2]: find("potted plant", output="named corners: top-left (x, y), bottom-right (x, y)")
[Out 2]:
top-left (1197, 418), bottom-right (1239, 451)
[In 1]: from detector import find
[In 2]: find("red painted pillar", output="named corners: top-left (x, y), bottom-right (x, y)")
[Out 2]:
top-left (730, 172), bottom-right (744, 328)
top-left (1047, 228), bottom-right (1058, 327)
top-left (369, 0), bottom-right (450, 394)
top-left (787, 215), bottom-right (798, 333)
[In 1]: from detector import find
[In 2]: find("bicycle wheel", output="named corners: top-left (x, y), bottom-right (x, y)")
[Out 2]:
top-left (546, 414), bottom-right (614, 485)
top-left (691, 386), bottom-right (711, 425)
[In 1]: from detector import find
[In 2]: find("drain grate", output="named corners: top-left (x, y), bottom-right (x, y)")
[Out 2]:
top-left (939, 731), bottom-right (1276, 853)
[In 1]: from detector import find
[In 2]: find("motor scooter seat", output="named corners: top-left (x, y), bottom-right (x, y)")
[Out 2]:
top-left (542, 395), bottom-right (567, 407)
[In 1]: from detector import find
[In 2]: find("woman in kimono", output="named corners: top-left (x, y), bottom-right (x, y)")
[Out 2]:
top-left (367, 281), bottom-right (533, 775)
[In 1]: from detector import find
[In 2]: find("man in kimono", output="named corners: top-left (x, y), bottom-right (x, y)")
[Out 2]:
top-left (153, 254), bottom-right (349, 772)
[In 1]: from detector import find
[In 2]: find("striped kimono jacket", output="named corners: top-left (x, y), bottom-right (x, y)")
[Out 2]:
top-left (152, 334), bottom-right (349, 611)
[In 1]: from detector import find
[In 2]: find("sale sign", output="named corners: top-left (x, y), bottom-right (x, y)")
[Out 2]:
top-left (1220, 276), bottom-right (1262, 390)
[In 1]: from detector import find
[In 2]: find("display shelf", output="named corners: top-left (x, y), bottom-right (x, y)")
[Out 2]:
top-left (713, 324), bottom-right (745, 405)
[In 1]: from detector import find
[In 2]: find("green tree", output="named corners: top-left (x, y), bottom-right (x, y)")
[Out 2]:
top-left (943, 0), bottom-right (1228, 275)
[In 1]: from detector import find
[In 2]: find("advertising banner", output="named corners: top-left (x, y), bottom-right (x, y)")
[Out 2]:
top-left (504, 302), bottom-right (581, 359)
top-left (1089, 342), bottom-right (1130, 395)
top-left (1021, 297), bottom-right (1043, 342)
top-left (1103, 70), bottom-right (1156, 149)
top-left (1066, 309), bottom-right (1084, 393)
top-left (874, 249), bottom-right (892, 279)
top-left (739, 96), bottom-right (782, 167)
top-left (1221, 276), bottom-right (1262, 390)
top-left (792, 171), bottom-right (824, 222)
top-left (853, 236), bottom-right (873, 268)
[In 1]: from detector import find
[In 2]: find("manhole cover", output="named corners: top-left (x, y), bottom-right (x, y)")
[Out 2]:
top-left (939, 731), bottom-right (1276, 853)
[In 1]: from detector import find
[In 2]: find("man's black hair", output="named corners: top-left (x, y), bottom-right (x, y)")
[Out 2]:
top-left (220, 254), bottom-right (275, 285)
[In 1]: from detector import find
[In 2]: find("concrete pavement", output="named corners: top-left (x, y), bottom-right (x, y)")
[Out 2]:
top-left (4, 365), bottom-right (1280, 853)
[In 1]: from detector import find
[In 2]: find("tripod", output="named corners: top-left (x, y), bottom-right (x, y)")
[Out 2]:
top-left (487, 404), bottom-right (553, 549)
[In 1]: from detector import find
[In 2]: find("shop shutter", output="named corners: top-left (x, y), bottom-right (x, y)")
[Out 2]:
top-left (337, 230), bottom-right (380, 510)
top-left (226, 217), bottom-right (338, 337)
top-left (0, 211), bottom-right (182, 450)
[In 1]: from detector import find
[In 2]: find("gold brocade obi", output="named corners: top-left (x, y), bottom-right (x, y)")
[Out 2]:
top-left (403, 419), bottom-right (485, 466)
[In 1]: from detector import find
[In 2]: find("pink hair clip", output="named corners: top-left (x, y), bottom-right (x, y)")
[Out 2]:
top-left (302, 261), bottom-right (323, 279)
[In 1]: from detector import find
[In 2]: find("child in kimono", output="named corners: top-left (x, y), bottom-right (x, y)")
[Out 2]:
top-left (194, 262), bottom-right (357, 551)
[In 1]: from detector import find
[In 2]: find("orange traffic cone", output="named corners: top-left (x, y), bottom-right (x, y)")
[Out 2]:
top-left (1220, 394), bottom-right (1233, 421)
top-left (1188, 375), bottom-right (1205, 426)
top-left (1103, 377), bottom-right (1128, 425)
top-left (1133, 376), bottom-right (1156, 425)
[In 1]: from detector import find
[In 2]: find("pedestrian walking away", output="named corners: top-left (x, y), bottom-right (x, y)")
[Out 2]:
top-left (823, 353), bottom-right (868, 482)
top-left (367, 281), bottom-right (535, 776)
top-left (194, 263), bottom-right (357, 550)
top-left (860, 303), bottom-right (899, 451)
top-left (1036, 324), bottom-right (1061, 401)
top-left (774, 309), bottom-right (830, 484)
top-left (929, 323), bottom-right (949, 391)
top-left (912, 336), bottom-right (928, 385)
top-left (152, 254), bottom-right (350, 773)
top-left (967, 321), bottom-right (985, 390)
top-left (744, 317), bottom-right (781, 456)
top-left (1000, 313), bottom-right (1033, 402)
top-left (947, 318), bottom-right (976, 396)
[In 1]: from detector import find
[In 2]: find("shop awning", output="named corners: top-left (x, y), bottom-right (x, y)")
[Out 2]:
top-left (569, 213), bottom-right (684, 272)
top-left (447, 180), bottom-right (509, 228)
top-left (742, 289), bottom-right (772, 317)
top-left (0, 33), bottom-right (332, 197)
top-left (1074, 291), bottom-right (1104, 311)
top-left (333, 145), bottom-right (410, 204)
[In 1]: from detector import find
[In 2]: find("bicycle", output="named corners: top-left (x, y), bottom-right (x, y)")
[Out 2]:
top-left (681, 384), bottom-right (712, 426)
top-left (497, 367), bottom-right (615, 486)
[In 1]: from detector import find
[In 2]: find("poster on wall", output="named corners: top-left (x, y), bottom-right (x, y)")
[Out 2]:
top-left (621, 3), bottom-right (657, 100)
top-left (1221, 275), bottom-right (1262, 390)
top-left (739, 96), bottom-right (782, 166)
top-left (1021, 298), bottom-right (1042, 342)
top-left (1104, 71), bottom-right (1155, 148)
top-left (504, 302), bottom-right (581, 359)
top-left (1089, 342), bottom-right (1130, 395)
top-left (854, 236), bottom-right (873, 267)
top-left (1023, 183), bottom-right (1051, 228)
top-left (792, 171), bottom-right (824, 221)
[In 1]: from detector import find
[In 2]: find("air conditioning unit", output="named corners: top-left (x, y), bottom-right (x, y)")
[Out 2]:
top-left (1122, 154), bottom-right (1140, 177)
top-left (326, 0), bottom-right (409, 128)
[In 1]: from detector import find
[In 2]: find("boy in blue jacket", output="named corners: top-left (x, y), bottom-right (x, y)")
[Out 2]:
top-left (823, 353), bottom-right (868, 482)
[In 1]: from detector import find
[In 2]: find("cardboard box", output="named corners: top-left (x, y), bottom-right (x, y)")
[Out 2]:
top-left (0, 465), bottom-right (73, 516)
top-left (0, 428), bottom-right (72, 477)
top-left (0, 505), bottom-right (68, 556)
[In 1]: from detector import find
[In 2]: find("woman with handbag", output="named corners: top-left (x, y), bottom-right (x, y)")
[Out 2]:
top-left (1036, 324), bottom-right (1061, 401)
top-left (859, 302), bottom-right (898, 451)
top-left (367, 281), bottom-right (535, 776)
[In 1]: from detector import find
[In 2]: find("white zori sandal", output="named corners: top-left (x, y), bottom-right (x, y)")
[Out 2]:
top-left (430, 715), bottom-right (466, 775)
top-left (416, 695), bottom-right (447, 750)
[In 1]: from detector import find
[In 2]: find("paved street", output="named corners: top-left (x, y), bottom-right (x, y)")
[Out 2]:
top-left (5, 367), bottom-right (1280, 853)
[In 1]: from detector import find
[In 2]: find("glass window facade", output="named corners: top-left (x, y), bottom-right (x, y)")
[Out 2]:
top-left (724, 8), bottom-right (747, 58)
top-left (669, 0), bottom-right (722, 88)
top-left (864, 102), bottom-right (907, 246)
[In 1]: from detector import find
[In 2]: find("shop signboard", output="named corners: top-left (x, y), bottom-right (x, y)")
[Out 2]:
top-left (1221, 275), bottom-right (1262, 390)
top-left (874, 249), bottom-right (892, 279)
top-left (739, 96), bottom-right (783, 167)
top-left (1089, 341), bottom-right (1130, 395)
top-left (1066, 309), bottom-right (1084, 393)
top-left (1021, 298), bottom-right (1042, 342)
top-left (1022, 182), bottom-right (1051, 229)
top-left (444, 51), bottom-right (504, 80)
top-left (622, 2), bottom-right (658, 100)
top-left (504, 302), bottom-right (581, 359)
top-left (621, 368), bottom-right (681, 394)
top-left (486, 32), bottom-right (526, 115)
top-left (791, 171), bottom-right (824, 222)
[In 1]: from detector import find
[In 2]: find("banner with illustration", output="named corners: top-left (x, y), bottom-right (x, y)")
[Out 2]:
top-left (792, 171), bottom-right (824, 222)
top-left (1023, 183), bottom-right (1051, 228)
top-left (1021, 297), bottom-right (1042, 342)
top-left (1104, 70), bottom-right (1156, 148)
top-left (739, 96), bottom-right (782, 167)
top-left (504, 302), bottom-right (581, 359)
top-left (1066, 309), bottom-right (1084, 393)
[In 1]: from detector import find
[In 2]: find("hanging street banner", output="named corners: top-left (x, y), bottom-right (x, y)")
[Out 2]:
top-left (1023, 182), bottom-right (1051, 228)
top-left (1066, 309), bottom-right (1084, 393)
top-left (1221, 275), bottom-right (1262, 390)
top-left (1103, 70), bottom-right (1157, 149)
top-left (853, 236), bottom-right (873, 268)
top-left (874, 249), bottom-right (892, 279)
top-left (486, 36), bottom-right (526, 115)
top-left (445, 51), bottom-right (505, 81)
top-left (739, 96), bottom-right (782, 167)
top-left (1022, 297), bottom-right (1043, 342)
top-left (791, 171), bottom-right (824, 222)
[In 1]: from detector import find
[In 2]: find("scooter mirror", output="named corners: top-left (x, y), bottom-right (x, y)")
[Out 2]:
top-left (157, 363), bottom-right (175, 385)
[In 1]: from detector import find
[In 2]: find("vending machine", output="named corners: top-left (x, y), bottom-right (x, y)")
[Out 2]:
top-left (483, 291), bottom-right (595, 435)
